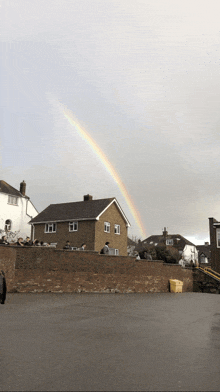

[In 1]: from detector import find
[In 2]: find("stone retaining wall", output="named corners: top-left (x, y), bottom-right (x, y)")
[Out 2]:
top-left (194, 268), bottom-right (220, 294)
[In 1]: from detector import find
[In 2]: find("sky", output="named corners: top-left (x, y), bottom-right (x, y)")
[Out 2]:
top-left (1, 0), bottom-right (220, 244)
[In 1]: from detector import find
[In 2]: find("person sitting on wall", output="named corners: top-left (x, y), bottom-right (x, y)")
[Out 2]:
top-left (24, 237), bottom-right (33, 246)
top-left (0, 235), bottom-right (9, 245)
top-left (40, 241), bottom-right (49, 246)
top-left (33, 239), bottom-right (41, 246)
top-left (16, 237), bottom-right (24, 246)
top-left (100, 242), bottom-right (110, 254)
top-left (79, 243), bottom-right (86, 250)
top-left (63, 240), bottom-right (71, 250)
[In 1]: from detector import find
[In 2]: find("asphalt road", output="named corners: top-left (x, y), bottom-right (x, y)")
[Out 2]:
top-left (1, 292), bottom-right (220, 391)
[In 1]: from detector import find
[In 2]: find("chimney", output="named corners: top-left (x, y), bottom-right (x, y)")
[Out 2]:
top-left (84, 194), bottom-right (93, 201)
top-left (20, 180), bottom-right (26, 196)
top-left (163, 227), bottom-right (168, 237)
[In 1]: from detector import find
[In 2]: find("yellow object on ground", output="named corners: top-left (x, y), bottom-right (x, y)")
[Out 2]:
top-left (169, 279), bottom-right (183, 293)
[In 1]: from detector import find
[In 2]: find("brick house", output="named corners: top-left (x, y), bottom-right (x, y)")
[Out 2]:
top-left (0, 180), bottom-right (38, 240)
top-left (29, 195), bottom-right (130, 256)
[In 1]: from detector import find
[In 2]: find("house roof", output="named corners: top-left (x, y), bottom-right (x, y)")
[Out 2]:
top-left (0, 180), bottom-right (28, 199)
top-left (30, 197), bottom-right (131, 226)
top-left (196, 244), bottom-right (211, 259)
top-left (141, 234), bottom-right (196, 250)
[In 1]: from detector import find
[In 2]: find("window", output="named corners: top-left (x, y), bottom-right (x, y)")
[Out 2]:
top-left (69, 221), bottom-right (78, 232)
top-left (45, 223), bottom-right (56, 233)
top-left (8, 195), bottom-right (18, 205)
top-left (104, 222), bottom-right (110, 233)
top-left (166, 239), bottom-right (173, 245)
top-left (217, 229), bottom-right (220, 247)
top-left (200, 254), bottom-right (206, 263)
top-left (114, 224), bottom-right (120, 235)
top-left (115, 249), bottom-right (119, 256)
top-left (5, 219), bottom-right (12, 231)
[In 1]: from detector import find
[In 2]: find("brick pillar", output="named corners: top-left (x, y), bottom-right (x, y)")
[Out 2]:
top-left (209, 217), bottom-right (219, 272)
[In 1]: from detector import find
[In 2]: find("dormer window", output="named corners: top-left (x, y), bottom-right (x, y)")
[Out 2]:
top-left (166, 239), bottom-right (173, 246)
top-left (8, 196), bottom-right (18, 205)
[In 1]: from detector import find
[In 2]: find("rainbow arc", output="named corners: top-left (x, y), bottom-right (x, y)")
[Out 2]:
top-left (63, 108), bottom-right (146, 238)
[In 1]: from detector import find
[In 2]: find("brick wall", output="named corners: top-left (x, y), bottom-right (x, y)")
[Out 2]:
top-left (0, 246), bottom-right (16, 291)
top-left (34, 220), bottom-right (96, 250)
top-left (95, 202), bottom-right (128, 255)
top-left (0, 245), bottom-right (193, 293)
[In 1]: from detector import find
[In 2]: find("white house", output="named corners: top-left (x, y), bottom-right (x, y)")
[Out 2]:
top-left (0, 180), bottom-right (38, 241)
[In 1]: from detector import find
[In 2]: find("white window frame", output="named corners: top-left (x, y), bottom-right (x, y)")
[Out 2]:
top-left (104, 222), bottom-right (110, 233)
top-left (166, 239), bottom-right (173, 246)
top-left (8, 195), bottom-right (18, 205)
top-left (45, 223), bottom-right (57, 233)
top-left (69, 221), bottom-right (78, 232)
top-left (114, 224), bottom-right (120, 235)
top-left (216, 229), bottom-right (220, 248)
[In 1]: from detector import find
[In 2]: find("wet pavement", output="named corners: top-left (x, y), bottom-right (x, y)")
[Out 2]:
top-left (1, 292), bottom-right (220, 391)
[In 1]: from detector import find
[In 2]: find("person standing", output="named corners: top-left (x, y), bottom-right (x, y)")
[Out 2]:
top-left (0, 270), bottom-right (6, 304)
top-left (102, 242), bottom-right (110, 254)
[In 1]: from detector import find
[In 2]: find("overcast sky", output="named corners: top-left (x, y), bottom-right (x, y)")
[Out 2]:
top-left (1, 0), bottom-right (220, 243)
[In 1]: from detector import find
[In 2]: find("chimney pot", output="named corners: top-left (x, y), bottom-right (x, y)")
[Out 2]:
top-left (163, 227), bottom-right (168, 237)
top-left (84, 194), bottom-right (93, 201)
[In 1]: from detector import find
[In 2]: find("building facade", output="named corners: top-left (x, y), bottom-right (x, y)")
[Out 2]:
top-left (196, 242), bottom-right (211, 265)
top-left (30, 195), bottom-right (130, 256)
top-left (209, 217), bottom-right (220, 272)
top-left (0, 180), bottom-right (38, 240)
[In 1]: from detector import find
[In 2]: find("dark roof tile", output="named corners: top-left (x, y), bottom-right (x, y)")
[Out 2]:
top-left (0, 180), bottom-right (28, 198)
top-left (30, 198), bottom-right (115, 223)
top-left (142, 234), bottom-right (196, 250)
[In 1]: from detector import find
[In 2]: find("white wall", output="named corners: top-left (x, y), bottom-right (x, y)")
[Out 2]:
top-left (0, 193), bottom-right (38, 241)
top-left (182, 245), bottom-right (198, 264)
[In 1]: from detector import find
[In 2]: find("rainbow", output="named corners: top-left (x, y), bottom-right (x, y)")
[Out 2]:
top-left (63, 108), bottom-right (146, 238)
